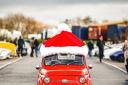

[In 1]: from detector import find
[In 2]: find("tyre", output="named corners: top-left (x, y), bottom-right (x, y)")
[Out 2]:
top-left (117, 55), bottom-right (124, 62)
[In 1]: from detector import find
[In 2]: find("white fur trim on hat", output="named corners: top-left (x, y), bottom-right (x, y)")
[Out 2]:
top-left (57, 23), bottom-right (71, 33)
top-left (40, 45), bottom-right (88, 57)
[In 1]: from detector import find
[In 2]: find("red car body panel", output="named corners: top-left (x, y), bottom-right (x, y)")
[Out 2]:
top-left (37, 57), bottom-right (92, 85)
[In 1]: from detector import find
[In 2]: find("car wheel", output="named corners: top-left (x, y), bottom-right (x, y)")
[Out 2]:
top-left (110, 56), bottom-right (115, 61)
top-left (118, 56), bottom-right (124, 62)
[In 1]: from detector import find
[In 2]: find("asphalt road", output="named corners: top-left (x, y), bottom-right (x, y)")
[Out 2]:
top-left (0, 56), bottom-right (40, 85)
top-left (88, 57), bottom-right (128, 85)
top-left (0, 56), bottom-right (128, 85)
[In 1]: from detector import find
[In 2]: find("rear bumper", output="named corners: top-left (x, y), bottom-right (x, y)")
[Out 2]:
top-left (39, 83), bottom-right (88, 85)
top-left (38, 79), bottom-right (91, 85)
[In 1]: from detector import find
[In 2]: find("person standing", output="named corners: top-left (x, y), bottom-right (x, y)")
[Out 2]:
top-left (34, 39), bottom-right (39, 57)
top-left (96, 35), bottom-right (105, 63)
top-left (13, 38), bottom-right (18, 46)
top-left (87, 40), bottom-right (94, 57)
top-left (30, 38), bottom-right (35, 57)
top-left (17, 36), bottom-right (25, 57)
top-left (124, 36), bottom-right (128, 76)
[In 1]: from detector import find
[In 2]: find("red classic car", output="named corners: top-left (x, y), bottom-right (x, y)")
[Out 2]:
top-left (36, 53), bottom-right (92, 85)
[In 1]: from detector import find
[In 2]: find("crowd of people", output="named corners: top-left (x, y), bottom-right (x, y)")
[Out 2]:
top-left (87, 35), bottom-right (105, 63)
top-left (13, 36), bottom-right (39, 57)
top-left (30, 38), bottom-right (39, 57)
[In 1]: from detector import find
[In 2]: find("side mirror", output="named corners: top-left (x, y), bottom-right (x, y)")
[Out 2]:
top-left (35, 65), bottom-right (41, 70)
top-left (88, 64), bottom-right (93, 69)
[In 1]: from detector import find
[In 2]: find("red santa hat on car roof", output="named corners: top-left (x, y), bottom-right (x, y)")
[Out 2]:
top-left (40, 23), bottom-right (88, 57)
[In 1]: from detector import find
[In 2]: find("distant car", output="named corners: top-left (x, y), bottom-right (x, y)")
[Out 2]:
top-left (104, 46), bottom-right (122, 59)
top-left (92, 44), bottom-right (98, 56)
top-left (16, 41), bottom-right (31, 56)
top-left (21, 47), bottom-right (28, 56)
top-left (92, 44), bottom-right (112, 57)
top-left (104, 43), bottom-right (124, 59)
top-left (0, 41), bottom-right (16, 56)
top-left (110, 50), bottom-right (124, 62)
top-left (0, 48), bottom-right (11, 60)
top-left (36, 53), bottom-right (92, 85)
top-left (92, 43), bottom-right (123, 60)
top-left (37, 44), bottom-right (42, 57)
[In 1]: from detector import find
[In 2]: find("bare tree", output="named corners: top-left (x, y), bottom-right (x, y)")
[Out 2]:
top-left (82, 16), bottom-right (92, 24)
top-left (0, 18), bottom-right (3, 28)
top-left (1, 13), bottom-right (46, 37)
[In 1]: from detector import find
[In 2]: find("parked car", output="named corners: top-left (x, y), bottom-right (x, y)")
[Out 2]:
top-left (21, 47), bottom-right (28, 56)
top-left (110, 50), bottom-right (124, 62)
top-left (36, 53), bottom-right (92, 85)
top-left (16, 41), bottom-right (31, 56)
top-left (0, 41), bottom-right (16, 56)
top-left (92, 43), bottom-right (123, 60)
top-left (92, 44), bottom-right (112, 58)
top-left (104, 43), bottom-right (123, 59)
top-left (92, 44), bottom-right (98, 56)
top-left (104, 46), bottom-right (122, 59)
top-left (0, 48), bottom-right (11, 60)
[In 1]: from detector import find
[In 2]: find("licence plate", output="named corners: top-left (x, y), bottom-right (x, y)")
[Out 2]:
top-left (58, 55), bottom-right (75, 60)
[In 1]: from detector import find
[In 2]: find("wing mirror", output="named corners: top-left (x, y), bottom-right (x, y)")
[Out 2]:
top-left (35, 65), bottom-right (41, 70)
top-left (88, 64), bottom-right (93, 69)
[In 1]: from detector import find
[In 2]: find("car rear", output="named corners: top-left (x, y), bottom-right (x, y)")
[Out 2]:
top-left (37, 53), bottom-right (92, 85)
top-left (39, 66), bottom-right (91, 85)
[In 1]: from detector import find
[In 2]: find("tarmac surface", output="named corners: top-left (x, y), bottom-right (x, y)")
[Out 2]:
top-left (0, 56), bottom-right (128, 85)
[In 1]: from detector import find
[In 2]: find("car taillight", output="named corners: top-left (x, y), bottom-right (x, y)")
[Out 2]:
top-left (79, 76), bottom-right (86, 83)
top-left (44, 77), bottom-right (51, 84)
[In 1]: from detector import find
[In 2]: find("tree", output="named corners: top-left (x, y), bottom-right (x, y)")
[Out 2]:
top-left (82, 16), bottom-right (92, 24)
top-left (1, 13), bottom-right (46, 37)
top-left (0, 18), bottom-right (3, 28)
top-left (5, 13), bottom-right (26, 31)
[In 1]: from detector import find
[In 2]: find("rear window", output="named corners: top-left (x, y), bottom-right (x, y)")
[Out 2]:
top-left (43, 53), bottom-right (85, 66)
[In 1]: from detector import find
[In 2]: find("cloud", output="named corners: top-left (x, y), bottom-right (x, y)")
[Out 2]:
top-left (0, 0), bottom-right (128, 7)
top-left (0, 0), bottom-right (128, 23)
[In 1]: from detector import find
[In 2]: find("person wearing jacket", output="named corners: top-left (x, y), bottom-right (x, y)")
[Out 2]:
top-left (17, 36), bottom-right (25, 57)
top-left (124, 36), bottom-right (128, 77)
top-left (34, 39), bottom-right (39, 57)
top-left (96, 35), bottom-right (105, 63)
top-left (30, 38), bottom-right (35, 57)
top-left (87, 40), bottom-right (94, 57)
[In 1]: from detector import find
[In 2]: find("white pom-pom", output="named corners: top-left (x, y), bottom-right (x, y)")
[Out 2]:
top-left (57, 23), bottom-right (71, 33)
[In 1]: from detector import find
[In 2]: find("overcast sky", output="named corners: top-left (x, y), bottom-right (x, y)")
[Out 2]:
top-left (0, 0), bottom-right (128, 24)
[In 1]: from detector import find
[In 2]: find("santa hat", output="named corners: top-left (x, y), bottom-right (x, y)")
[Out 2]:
top-left (40, 24), bottom-right (88, 57)
top-left (57, 23), bottom-right (72, 33)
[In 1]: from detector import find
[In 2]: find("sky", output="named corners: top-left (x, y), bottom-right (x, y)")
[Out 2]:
top-left (0, 0), bottom-right (128, 24)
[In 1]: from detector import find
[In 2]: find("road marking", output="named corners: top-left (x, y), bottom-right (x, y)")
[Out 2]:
top-left (103, 61), bottom-right (127, 74)
top-left (0, 57), bottom-right (22, 70)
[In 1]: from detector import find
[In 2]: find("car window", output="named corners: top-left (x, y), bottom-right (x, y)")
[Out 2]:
top-left (44, 54), bottom-right (84, 66)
